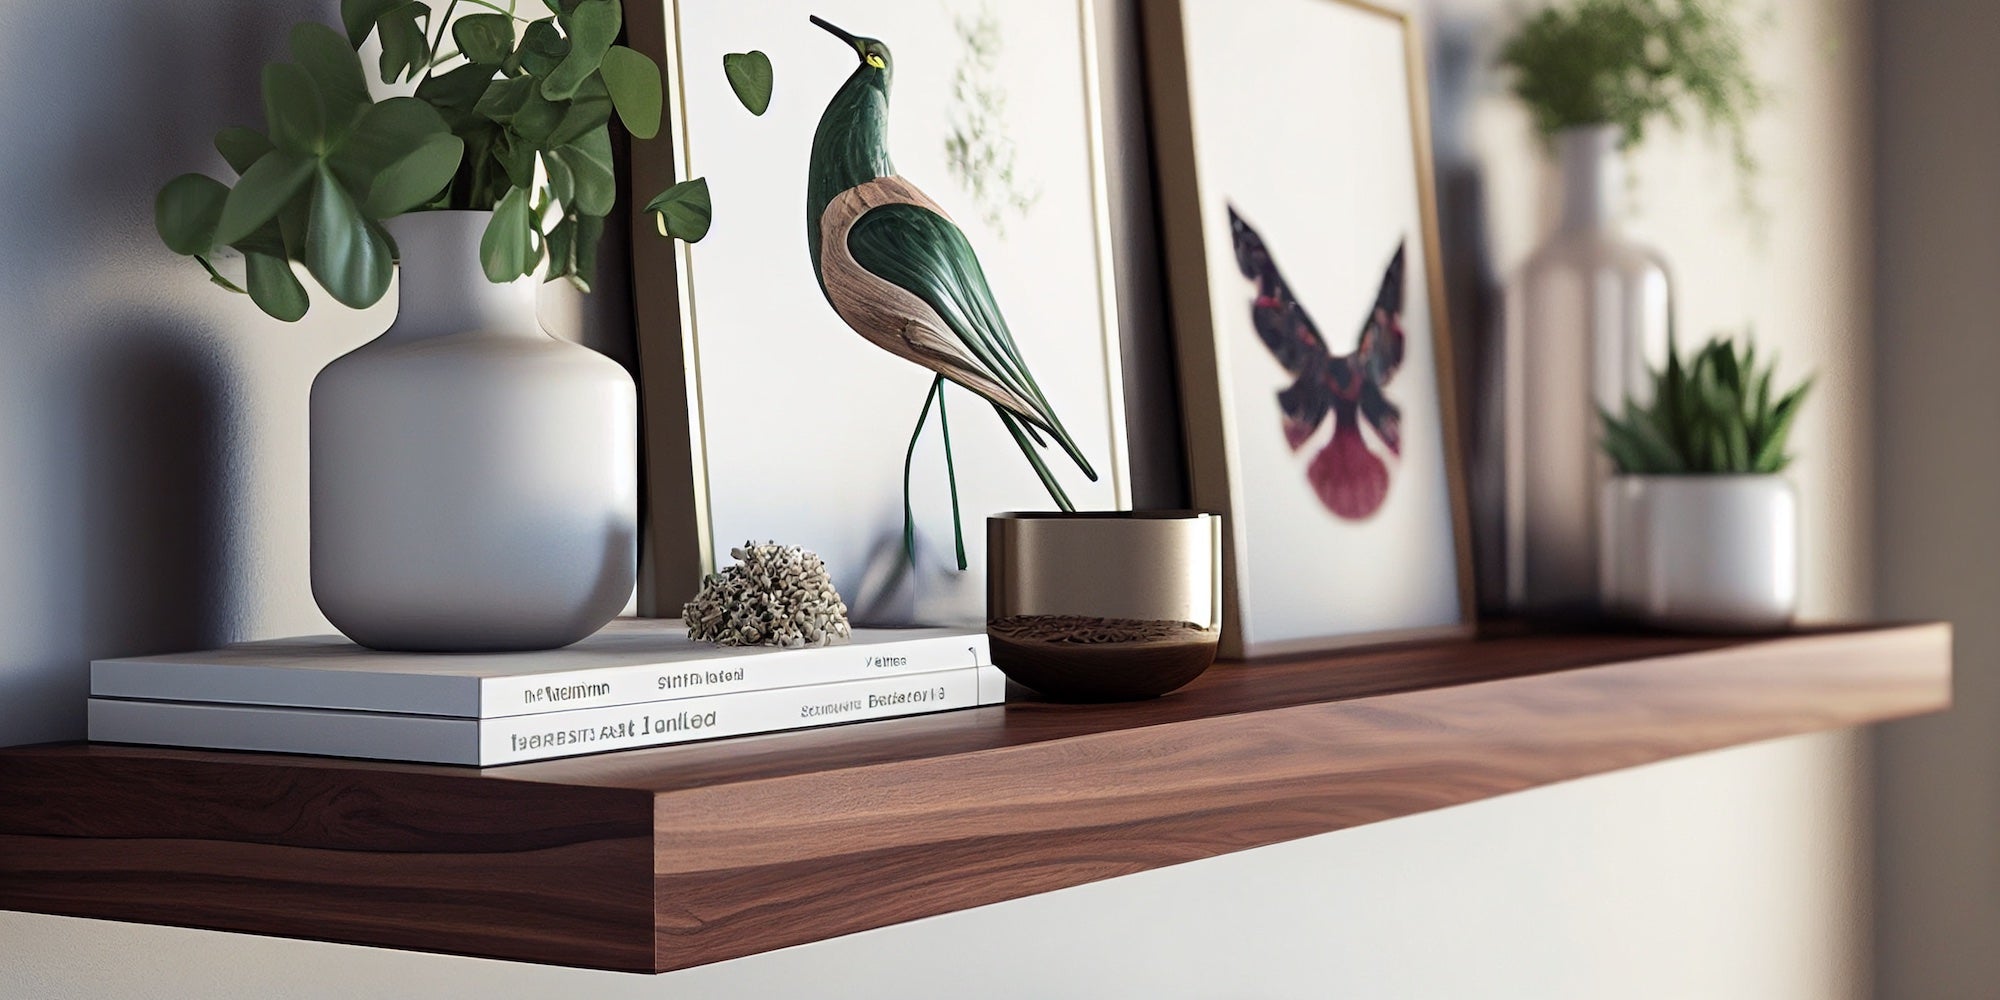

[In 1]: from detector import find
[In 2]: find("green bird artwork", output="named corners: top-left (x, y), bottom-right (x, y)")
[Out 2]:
top-left (805, 15), bottom-right (1097, 571)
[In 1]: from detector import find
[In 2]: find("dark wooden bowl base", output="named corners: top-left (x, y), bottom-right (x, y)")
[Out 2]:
top-left (988, 616), bottom-right (1220, 702)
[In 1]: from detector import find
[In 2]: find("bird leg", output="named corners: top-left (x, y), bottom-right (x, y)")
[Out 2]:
top-left (902, 378), bottom-right (943, 566)
top-left (997, 405), bottom-right (1075, 511)
top-left (935, 377), bottom-right (968, 570)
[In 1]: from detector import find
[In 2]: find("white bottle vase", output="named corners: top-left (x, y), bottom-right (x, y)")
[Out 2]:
top-left (311, 211), bottom-right (638, 652)
top-left (1599, 475), bottom-right (1799, 630)
top-left (1500, 124), bottom-right (1672, 615)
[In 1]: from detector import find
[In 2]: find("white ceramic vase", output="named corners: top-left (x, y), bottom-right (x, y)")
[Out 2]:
top-left (1599, 475), bottom-right (1798, 630)
top-left (1498, 124), bottom-right (1673, 615)
top-left (311, 211), bottom-right (638, 652)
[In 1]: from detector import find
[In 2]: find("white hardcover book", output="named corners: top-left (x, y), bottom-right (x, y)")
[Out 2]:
top-left (90, 619), bottom-right (990, 719)
top-left (90, 665), bottom-right (1008, 766)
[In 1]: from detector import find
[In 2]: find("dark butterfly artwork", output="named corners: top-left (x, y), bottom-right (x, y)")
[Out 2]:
top-left (1228, 204), bottom-right (1407, 521)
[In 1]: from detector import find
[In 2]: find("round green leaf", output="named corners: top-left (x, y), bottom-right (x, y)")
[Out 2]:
top-left (644, 176), bottom-right (711, 243)
top-left (263, 62), bottom-right (326, 155)
top-left (329, 97), bottom-right (461, 213)
top-left (348, 96), bottom-right (454, 153)
top-left (516, 18), bottom-right (569, 78)
top-left (493, 132), bottom-right (538, 190)
top-left (291, 21), bottom-right (371, 127)
top-left (480, 185), bottom-right (537, 282)
top-left (340, 0), bottom-right (405, 47)
top-left (246, 252), bottom-right (310, 322)
top-left (556, 126), bottom-right (615, 216)
top-left (454, 12), bottom-right (515, 66)
top-left (569, 213), bottom-right (605, 290)
top-left (600, 45), bottom-right (662, 139)
top-left (375, 1), bottom-right (432, 85)
top-left (416, 62), bottom-right (496, 120)
top-left (541, 151), bottom-right (576, 204)
top-left (304, 165), bottom-right (393, 308)
top-left (723, 51), bottom-right (773, 116)
top-left (214, 128), bottom-right (275, 176)
top-left (156, 174), bottom-right (231, 255)
top-left (543, 215), bottom-right (577, 282)
top-left (549, 75), bottom-right (612, 146)
top-left (215, 151), bottom-right (315, 245)
top-left (363, 133), bottom-right (466, 217)
top-left (541, 0), bottom-right (621, 101)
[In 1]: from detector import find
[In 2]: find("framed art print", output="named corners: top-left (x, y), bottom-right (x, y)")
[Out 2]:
top-left (1142, 0), bottom-right (1474, 657)
top-left (626, 1), bottom-right (1131, 625)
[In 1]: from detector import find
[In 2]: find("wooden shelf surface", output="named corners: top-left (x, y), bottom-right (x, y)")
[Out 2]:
top-left (0, 623), bottom-right (1951, 973)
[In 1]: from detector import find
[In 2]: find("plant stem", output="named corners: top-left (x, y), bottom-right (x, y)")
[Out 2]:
top-left (902, 378), bottom-right (943, 566)
top-left (936, 378), bottom-right (968, 571)
top-left (417, 0), bottom-right (463, 87)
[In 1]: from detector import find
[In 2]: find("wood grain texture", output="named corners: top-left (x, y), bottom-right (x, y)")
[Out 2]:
top-left (0, 624), bottom-right (1951, 973)
top-left (0, 755), bottom-right (657, 969)
top-left (817, 176), bottom-right (1046, 420)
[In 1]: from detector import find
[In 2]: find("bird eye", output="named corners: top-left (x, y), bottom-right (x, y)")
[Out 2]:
top-left (866, 53), bottom-right (886, 68)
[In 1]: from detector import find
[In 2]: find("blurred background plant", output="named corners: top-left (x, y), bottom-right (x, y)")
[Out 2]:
top-left (1499, 0), bottom-right (1767, 198)
top-left (942, 3), bottom-right (1039, 237)
top-left (1599, 332), bottom-right (1811, 475)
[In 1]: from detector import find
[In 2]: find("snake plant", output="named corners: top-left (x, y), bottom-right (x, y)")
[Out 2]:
top-left (1599, 334), bottom-right (1810, 475)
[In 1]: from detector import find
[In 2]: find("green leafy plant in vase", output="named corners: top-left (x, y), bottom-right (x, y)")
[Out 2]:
top-left (1598, 334), bottom-right (1812, 631)
top-left (1500, 0), bottom-right (1767, 190)
top-left (1491, 0), bottom-right (1770, 616)
top-left (143, 2), bottom-right (765, 653)
top-left (153, 1), bottom-right (683, 320)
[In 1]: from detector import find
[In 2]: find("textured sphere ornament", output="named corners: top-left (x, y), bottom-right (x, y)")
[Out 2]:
top-left (684, 542), bottom-right (853, 648)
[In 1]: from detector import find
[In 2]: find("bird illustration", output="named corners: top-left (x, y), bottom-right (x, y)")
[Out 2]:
top-left (805, 15), bottom-right (1097, 570)
top-left (1229, 204), bottom-right (1407, 520)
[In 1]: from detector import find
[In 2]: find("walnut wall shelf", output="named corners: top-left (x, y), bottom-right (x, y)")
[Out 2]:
top-left (0, 624), bottom-right (1951, 973)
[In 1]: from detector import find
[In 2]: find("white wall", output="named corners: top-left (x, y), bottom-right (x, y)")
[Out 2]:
top-left (0, 0), bottom-right (1876, 997)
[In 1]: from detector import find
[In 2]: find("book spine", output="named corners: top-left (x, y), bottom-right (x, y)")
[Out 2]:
top-left (481, 665), bottom-right (1004, 765)
top-left (483, 633), bottom-right (992, 719)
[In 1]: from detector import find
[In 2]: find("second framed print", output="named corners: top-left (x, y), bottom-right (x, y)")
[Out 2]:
top-left (1143, 0), bottom-right (1474, 657)
top-left (627, 1), bottom-right (1131, 625)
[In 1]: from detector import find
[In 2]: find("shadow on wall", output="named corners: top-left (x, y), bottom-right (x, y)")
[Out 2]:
top-left (1423, 4), bottom-right (1505, 611)
top-left (0, 0), bottom-right (334, 744)
top-left (76, 330), bottom-right (240, 666)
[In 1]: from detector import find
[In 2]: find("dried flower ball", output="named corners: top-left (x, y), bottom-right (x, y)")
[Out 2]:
top-left (683, 542), bottom-right (852, 648)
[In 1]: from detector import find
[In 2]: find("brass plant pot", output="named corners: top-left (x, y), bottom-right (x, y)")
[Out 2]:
top-left (987, 512), bottom-right (1223, 702)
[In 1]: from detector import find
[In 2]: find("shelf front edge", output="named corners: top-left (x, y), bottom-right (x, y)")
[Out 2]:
top-left (0, 624), bottom-right (1952, 974)
top-left (642, 624), bottom-right (1949, 971)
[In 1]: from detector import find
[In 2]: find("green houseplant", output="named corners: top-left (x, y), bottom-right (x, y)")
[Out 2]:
top-left (1599, 334), bottom-right (1810, 475)
top-left (146, 1), bottom-right (748, 653)
top-left (153, 0), bottom-right (674, 321)
top-left (1491, 0), bottom-right (1769, 617)
top-left (1597, 334), bottom-right (1811, 630)
top-left (1499, 0), bottom-right (1765, 179)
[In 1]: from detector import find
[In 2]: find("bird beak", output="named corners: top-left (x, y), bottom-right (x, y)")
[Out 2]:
top-left (809, 15), bottom-right (864, 56)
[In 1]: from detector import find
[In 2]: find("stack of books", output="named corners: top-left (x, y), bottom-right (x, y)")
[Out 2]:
top-left (88, 620), bottom-right (1001, 766)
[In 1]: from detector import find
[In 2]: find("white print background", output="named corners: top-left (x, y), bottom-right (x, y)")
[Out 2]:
top-left (1181, 0), bottom-right (1461, 647)
top-left (671, 0), bottom-right (1124, 626)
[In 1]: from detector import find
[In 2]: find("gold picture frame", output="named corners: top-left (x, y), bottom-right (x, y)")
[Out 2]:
top-left (625, 0), bottom-right (1132, 618)
top-left (1142, 0), bottom-right (1476, 657)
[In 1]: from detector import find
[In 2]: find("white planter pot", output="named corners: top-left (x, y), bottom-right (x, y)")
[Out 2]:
top-left (311, 211), bottom-right (638, 652)
top-left (1599, 475), bottom-right (1798, 630)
